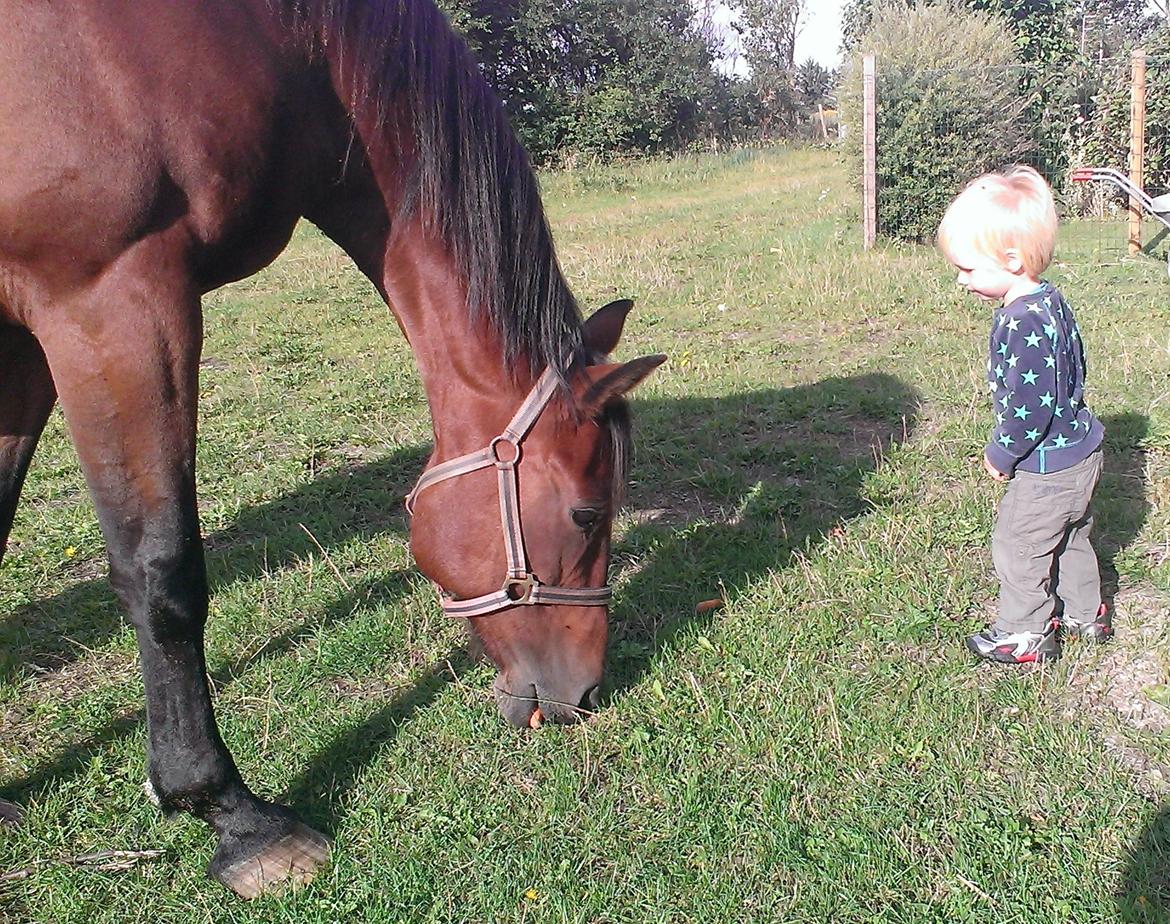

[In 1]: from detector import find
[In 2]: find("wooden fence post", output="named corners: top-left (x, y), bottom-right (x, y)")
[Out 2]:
top-left (863, 54), bottom-right (877, 250)
top-left (1130, 49), bottom-right (1147, 256)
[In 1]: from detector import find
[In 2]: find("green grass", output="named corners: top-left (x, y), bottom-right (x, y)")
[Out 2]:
top-left (2, 146), bottom-right (1169, 923)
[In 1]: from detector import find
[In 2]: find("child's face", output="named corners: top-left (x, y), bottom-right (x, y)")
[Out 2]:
top-left (947, 244), bottom-right (1020, 303)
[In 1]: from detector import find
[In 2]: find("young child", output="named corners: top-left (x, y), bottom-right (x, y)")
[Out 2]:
top-left (937, 165), bottom-right (1112, 663)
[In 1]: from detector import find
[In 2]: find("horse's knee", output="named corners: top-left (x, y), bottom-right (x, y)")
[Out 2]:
top-left (109, 533), bottom-right (208, 639)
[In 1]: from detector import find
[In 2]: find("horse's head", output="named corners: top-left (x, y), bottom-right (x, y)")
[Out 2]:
top-left (408, 300), bottom-right (664, 727)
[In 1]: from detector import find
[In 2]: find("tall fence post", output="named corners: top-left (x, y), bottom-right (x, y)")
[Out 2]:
top-left (1130, 48), bottom-right (1147, 256)
top-left (862, 54), bottom-right (877, 250)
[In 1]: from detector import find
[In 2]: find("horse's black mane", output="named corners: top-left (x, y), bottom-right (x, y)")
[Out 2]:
top-left (289, 0), bottom-right (586, 384)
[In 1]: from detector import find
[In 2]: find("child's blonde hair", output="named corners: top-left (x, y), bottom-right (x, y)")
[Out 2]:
top-left (937, 165), bottom-right (1057, 277)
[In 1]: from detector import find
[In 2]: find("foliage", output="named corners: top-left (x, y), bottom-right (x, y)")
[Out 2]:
top-left (842, 0), bottom-right (1156, 64)
top-left (1082, 29), bottom-right (1170, 198)
top-left (839, 1), bottom-right (1033, 241)
top-left (728, 0), bottom-right (805, 135)
top-left (437, 0), bottom-right (726, 162)
top-left (839, 0), bottom-right (1163, 211)
top-left (795, 58), bottom-right (834, 107)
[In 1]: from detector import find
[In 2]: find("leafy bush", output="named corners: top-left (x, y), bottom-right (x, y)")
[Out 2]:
top-left (838, 1), bottom-right (1034, 241)
top-left (441, 0), bottom-right (725, 163)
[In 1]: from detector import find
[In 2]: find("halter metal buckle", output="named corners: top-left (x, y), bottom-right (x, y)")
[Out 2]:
top-left (502, 574), bottom-right (537, 604)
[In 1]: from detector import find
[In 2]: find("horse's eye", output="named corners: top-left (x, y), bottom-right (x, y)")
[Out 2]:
top-left (571, 507), bottom-right (602, 530)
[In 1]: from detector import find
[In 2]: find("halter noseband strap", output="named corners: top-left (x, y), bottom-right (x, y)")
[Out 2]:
top-left (405, 364), bottom-right (613, 618)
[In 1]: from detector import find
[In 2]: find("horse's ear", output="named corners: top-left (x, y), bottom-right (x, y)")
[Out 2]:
top-left (576, 355), bottom-right (666, 417)
top-left (582, 299), bottom-right (635, 356)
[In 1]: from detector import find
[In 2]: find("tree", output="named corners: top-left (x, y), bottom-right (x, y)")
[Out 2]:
top-left (838, 1), bottom-right (1033, 241)
top-left (438, 0), bottom-right (726, 161)
top-left (794, 59), bottom-right (833, 107)
top-left (841, 0), bottom-right (1075, 69)
top-left (1070, 0), bottom-right (1162, 57)
top-left (729, 0), bottom-right (806, 135)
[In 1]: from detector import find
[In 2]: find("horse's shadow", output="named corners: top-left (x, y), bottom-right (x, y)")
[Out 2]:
top-left (0, 445), bottom-right (429, 683)
top-left (606, 372), bottom-right (920, 691)
top-left (1094, 411), bottom-right (1152, 608)
top-left (7, 375), bottom-right (1157, 844)
top-left (281, 371), bottom-right (925, 829)
top-left (5, 372), bottom-right (922, 833)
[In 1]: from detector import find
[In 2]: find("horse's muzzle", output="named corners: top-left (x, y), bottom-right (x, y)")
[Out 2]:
top-left (493, 674), bottom-right (601, 727)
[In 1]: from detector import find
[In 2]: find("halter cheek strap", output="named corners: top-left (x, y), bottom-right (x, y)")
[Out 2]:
top-left (406, 364), bottom-right (613, 618)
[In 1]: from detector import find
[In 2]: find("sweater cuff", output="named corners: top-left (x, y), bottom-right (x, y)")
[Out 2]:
top-left (984, 441), bottom-right (1017, 475)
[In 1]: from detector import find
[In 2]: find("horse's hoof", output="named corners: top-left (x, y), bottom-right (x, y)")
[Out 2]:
top-left (210, 822), bottom-right (331, 899)
top-left (0, 799), bottom-right (23, 827)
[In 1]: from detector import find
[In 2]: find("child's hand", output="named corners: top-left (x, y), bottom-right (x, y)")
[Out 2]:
top-left (983, 454), bottom-right (1009, 482)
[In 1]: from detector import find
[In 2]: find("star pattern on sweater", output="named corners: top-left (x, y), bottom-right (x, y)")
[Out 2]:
top-left (985, 285), bottom-right (1099, 471)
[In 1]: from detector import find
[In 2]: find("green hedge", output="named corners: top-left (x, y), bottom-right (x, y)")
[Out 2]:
top-left (839, 1), bottom-right (1034, 242)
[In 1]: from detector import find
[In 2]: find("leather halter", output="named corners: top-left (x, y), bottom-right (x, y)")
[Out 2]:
top-left (405, 363), bottom-right (613, 618)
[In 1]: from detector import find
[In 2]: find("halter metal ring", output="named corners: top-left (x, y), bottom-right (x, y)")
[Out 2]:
top-left (488, 435), bottom-right (521, 467)
top-left (503, 574), bottom-right (537, 604)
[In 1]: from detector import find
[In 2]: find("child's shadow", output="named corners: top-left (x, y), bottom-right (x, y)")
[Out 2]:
top-left (1095, 412), bottom-right (1152, 607)
top-left (1119, 804), bottom-right (1170, 921)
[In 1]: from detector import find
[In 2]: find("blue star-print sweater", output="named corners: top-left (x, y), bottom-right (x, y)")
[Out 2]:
top-left (985, 282), bottom-right (1103, 475)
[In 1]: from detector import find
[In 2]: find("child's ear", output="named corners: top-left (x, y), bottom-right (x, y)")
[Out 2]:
top-left (1003, 249), bottom-right (1025, 274)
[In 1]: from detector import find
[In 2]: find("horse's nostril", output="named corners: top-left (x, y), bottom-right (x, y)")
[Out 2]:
top-left (579, 684), bottom-right (601, 713)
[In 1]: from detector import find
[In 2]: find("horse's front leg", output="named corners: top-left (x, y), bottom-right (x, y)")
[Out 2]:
top-left (0, 324), bottom-right (56, 565)
top-left (35, 262), bottom-right (329, 897)
top-left (0, 324), bottom-right (58, 826)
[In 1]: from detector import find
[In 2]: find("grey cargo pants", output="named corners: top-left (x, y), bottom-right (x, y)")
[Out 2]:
top-left (993, 448), bottom-right (1104, 634)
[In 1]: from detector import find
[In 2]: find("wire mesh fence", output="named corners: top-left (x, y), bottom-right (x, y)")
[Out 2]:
top-left (1059, 53), bottom-right (1166, 264)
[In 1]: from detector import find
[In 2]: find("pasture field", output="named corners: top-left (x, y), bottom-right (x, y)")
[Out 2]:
top-left (2, 146), bottom-right (1169, 922)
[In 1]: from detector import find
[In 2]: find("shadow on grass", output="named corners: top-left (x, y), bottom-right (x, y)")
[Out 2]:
top-left (10, 375), bottom-right (1156, 848)
top-left (282, 646), bottom-right (475, 834)
top-left (5, 569), bottom-right (416, 807)
top-left (1095, 412), bottom-right (1152, 606)
top-left (273, 372), bottom-right (924, 832)
top-left (2, 446), bottom-right (427, 805)
top-left (1119, 805), bottom-right (1170, 922)
top-left (606, 371), bottom-right (919, 694)
top-left (0, 445), bottom-right (429, 683)
top-left (5, 372), bottom-right (922, 831)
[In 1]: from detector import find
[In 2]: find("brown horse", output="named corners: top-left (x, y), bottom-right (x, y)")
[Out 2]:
top-left (0, 0), bottom-right (664, 897)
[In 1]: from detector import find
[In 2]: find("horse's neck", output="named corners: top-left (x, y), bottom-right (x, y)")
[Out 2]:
top-left (293, 16), bottom-right (547, 455)
top-left (379, 222), bottom-right (537, 457)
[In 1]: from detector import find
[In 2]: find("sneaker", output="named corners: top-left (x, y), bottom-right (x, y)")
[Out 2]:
top-left (966, 619), bottom-right (1061, 664)
top-left (1062, 603), bottom-right (1114, 643)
